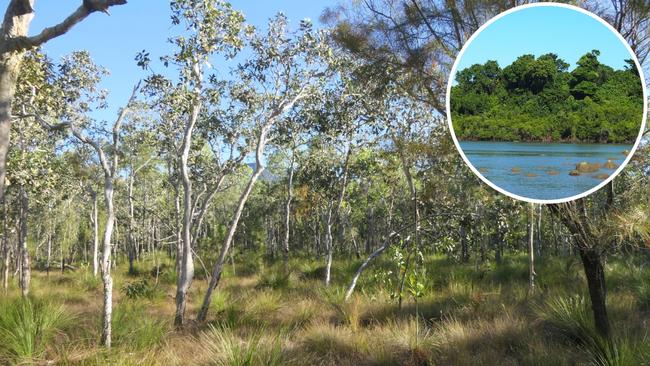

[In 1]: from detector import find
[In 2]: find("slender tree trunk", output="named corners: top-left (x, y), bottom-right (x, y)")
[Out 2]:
top-left (495, 227), bottom-right (503, 264)
top-left (90, 190), bottom-right (99, 277)
top-left (69, 82), bottom-right (136, 348)
top-left (324, 147), bottom-right (352, 286)
top-left (394, 134), bottom-right (420, 309)
top-left (460, 218), bottom-right (469, 263)
top-left (196, 126), bottom-right (271, 322)
top-left (127, 174), bottom-right (136, 274)
top-left (345, 228), bottom-right (404, 301)
top-left (528, 203), bottom-right (536, 292)
top-left (282, 152), bottom-right (295, 273)
top-left (174, 102), bottom-right (200, 327)
top-left (2, 197), bottom-right (9, 291)
top-left (173, 180), bottom-right (182, 271)
top-left (536, 204), bottom-right (542, 257)
top-left (18, 185), bottom-right (29, 297)
top-left (100, 175), bottom-right (116, 348)
top-left (324, 203), bottom-right (335, 286)
top-left (46, 231), bottom-right (51, 276)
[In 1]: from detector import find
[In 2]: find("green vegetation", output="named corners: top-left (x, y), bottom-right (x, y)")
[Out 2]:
top-left (1, 1), bottom-right (650, 365)
top-left (0, 298), bottom-right (71, 362)
top-left (2, 255), bottom-right (649, 365)
top-left (450, 50), bottom-right (643, 143)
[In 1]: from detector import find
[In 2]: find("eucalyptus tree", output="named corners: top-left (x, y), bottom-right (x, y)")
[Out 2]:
top-left (139, 0), bottom-right (247, 326)
top-left (121, 110), bottom-right (158, 274)
top-left (8, 50), bottom-right (65, 296)
top-left (69, 146), bottom-right (102, 276)
top-left (0, 0), bottom-right (128, 205)
top-left (196, 14), bottom-right (333, 322)
top-left (270, 110), bottom-right (310, 272)
top-left (343, 91), bottom-right (437, 300)
top-left (23, 50), bottom-right (139, 347)
top-left (67, 85), bottom-right (139, 347)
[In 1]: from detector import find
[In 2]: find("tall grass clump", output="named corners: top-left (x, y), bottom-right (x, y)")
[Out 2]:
top-left (76, 269), bottom-right (101, 292)
top-left (586, 337), bottom-right (643, 366)
top-left (112, 302), bottom-right (169, 350)
top-left (332, 294), bottom-right (363, 332)
top-left (636, 281), bottom-right (650, 310)
top-left (197, 324), bottom-right (285, 366)
top-left (534, 294), bottom-right (645, 365)
top-left (535, 294), bottom-right (596, 344)
top-left (256, 270), bottom-right (293, 290)
top-left (0, 297), bottom-right (71, 362)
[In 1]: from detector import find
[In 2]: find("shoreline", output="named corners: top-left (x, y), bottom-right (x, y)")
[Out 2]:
top-left (458, 139), bottom-right (635, 146)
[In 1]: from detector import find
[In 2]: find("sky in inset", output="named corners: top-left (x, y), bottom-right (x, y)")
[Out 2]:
top-left (456, 6), bottom-right (635, 73)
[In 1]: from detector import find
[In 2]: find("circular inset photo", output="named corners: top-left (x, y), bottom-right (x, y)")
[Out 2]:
top-left (446, 3), bottom-right (647, 203)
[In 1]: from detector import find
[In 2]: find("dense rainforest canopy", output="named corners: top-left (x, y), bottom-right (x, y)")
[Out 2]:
top-left (450, 50), bottom-right (644, 143)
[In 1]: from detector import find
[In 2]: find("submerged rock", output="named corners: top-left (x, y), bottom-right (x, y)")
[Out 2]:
top-left (546, 170), bottom-right (560, 175)
top-left (526, 173), bottom-right (538, 178)
top-left (478, 167), bottom-right (489, 173)
top-left (576, 162), bottom-right (600, 173)
top-left (593, 173), bottom-right (610, 180)
top-left (511, 167), bottom-right (521, 173)
top-left (622, 150), bottom-right (630, 155)
top-left (603, 159), bottom-right (617, 169)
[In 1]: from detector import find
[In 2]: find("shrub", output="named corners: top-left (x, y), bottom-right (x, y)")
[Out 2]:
top-left (0, 298), bottom-right (71, 362)
top-left (122, 279), bottom-right (160, 300)
top-left (257, 270), bottom-right (293, 290)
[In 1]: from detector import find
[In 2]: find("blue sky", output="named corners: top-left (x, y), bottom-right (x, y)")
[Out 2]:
top-left (456, 6), bottom-right (635, 74)
top-left (0, 0), bottom-right (333, 122)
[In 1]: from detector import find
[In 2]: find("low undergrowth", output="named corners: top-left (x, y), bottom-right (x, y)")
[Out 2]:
top-left (0, 253), bottom-right (648, 365)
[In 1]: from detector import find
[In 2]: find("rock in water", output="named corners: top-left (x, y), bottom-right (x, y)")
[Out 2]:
top-left (547, 170), bottom-right (560, 175)
top-left (526, 173), bottom-right (538, 178)
top-left (511, 167), bottom-right (521, 173)
top-left (576, 162), bottom-right (600, 173)
top-left (569, 170), bottom-right (580, 176)
top-left (593, 173), bottom-right (610, 180)
top-left (603, 159), bottom-right (617, 169)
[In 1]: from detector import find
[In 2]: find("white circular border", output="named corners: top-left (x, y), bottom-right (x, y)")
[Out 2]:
top-left (445, 2), bottom-right (648, 204)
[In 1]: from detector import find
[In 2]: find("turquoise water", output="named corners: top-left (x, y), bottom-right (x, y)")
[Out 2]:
top-left (458, 141), bottom-right (633, 200)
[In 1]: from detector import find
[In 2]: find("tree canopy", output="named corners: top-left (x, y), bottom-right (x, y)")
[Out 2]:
top-left (450, 50), bottom-right (644, 143)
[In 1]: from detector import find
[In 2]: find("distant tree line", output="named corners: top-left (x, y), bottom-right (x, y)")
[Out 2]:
top-left (450, 50), bottom-right (643, 143)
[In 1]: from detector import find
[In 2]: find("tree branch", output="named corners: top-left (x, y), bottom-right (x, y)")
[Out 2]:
top-left (4, 0), bottom-right (127, 52)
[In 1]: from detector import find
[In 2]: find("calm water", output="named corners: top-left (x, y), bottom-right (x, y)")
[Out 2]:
top-left (459, 141), bottom-right (632, 200)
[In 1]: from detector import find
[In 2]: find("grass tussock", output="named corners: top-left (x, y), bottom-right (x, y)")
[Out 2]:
top-left (3, 254), bottom-right (650, 365)
top-left (112, 301), bottom-right (170, 350)
top-left (196, 324), bottom-right (286, 366)
top-left (0, 297), bottom-right (72, 363)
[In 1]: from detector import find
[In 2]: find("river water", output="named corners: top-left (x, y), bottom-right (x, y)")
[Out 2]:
top-left (458, 141), bottom-right (633, 200)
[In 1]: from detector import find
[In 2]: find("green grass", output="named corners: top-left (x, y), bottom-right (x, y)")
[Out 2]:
top-left (112, 301), bottom-right (170, 350)
top-left (197, 324), bottom-right (285, 366)
top-left (2, 253), bottom-right (650, 365)
top-left (0, 297), bottom-right (72, 362)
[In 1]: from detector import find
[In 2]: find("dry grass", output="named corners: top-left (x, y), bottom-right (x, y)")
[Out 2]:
top-left (2, 255), bottom-right (648, 365)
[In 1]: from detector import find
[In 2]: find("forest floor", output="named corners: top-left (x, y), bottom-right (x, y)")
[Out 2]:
top-left (1, 252), bottom-right (649, 365)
